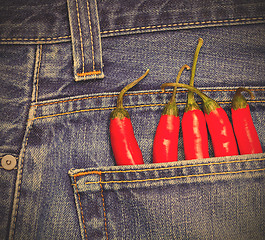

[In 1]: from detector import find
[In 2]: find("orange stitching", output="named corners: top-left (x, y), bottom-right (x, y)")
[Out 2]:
top-left (31, 91), bottom-right (167, 107)
top-left (1, 17), bottom-right (264, 42)
top-left (81, 157), bottom-right (265, 176)
top-left (74, 170), bottom-right (102, 177)
top-left (86, 0), bottom-right (96, 72)
top-left (30, 106), bottom-right (115, 120)
top-left (34, 94), bottom-right (117, 107)
top-left (77, 70), bottom-right (102, 77)
top-left (75, 0), bottom-right (85, 74)
top-left (74, 177), bottom-right (88, 240)
top-left (84, 167), bottom-right (265, 185)
top-left (0, 36), bottom-right (71, 42)
top-left (30, 103), bottom-right (168, 120)
top-left (101, 17), bottom-right (265, 35)
top-left (99, 175), bottom-right (109, 240)
top-left (30, 100), bottom-right (265, 121)
top-left (31, 88), bottom-right (265, 107)
top-left (1, 17), bottom-right (264, 43)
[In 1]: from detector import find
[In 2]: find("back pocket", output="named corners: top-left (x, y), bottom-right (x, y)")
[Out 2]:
top-left (69, 153), bottom-right (265, 240)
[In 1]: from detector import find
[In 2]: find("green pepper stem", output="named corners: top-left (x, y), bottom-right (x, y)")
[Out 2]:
top-left (161, 83), bottom-right (209, 102)
top-left (117, 69), bottom-right (149, 108)
top-left (190, 38), bottom-right (203, 87)
top-left (187, 38), bottom-right (203, 104)
top-left (231, 87), bottom-right (255, 110)
top-left (170, 65), bottom-right (190, 103)
top-left (161, 82), bottom-right (220, 114)
top-left (235, 87), bottom-right (255, 99)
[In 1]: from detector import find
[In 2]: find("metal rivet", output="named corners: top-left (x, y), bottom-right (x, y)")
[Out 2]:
top-left (1, 155), bottom-right (17, 170)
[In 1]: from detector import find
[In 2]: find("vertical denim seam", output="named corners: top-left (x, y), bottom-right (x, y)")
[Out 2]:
top-left (86, 0), bottom-right (95, 72)
top-left (8, 44), bottom-right (42, 240)
top-left (35, 45), bottom-right (42, 102)
top-left (73, 176), bottom-right (88, 240)
top-left (75, 0), bottom-right (85, 74)
top-left (99, 174), bottom-right (109, 240)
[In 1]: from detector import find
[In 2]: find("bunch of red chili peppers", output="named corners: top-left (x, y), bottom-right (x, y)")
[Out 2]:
top-left (110, 38), bottom-right (262, 166)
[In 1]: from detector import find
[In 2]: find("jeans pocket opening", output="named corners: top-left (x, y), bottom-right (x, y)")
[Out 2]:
top-left (69, 153), bottom-right (265, 240)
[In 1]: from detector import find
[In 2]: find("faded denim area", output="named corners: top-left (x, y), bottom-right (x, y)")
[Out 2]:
top-left (0, 0), bottom-right (265, 239)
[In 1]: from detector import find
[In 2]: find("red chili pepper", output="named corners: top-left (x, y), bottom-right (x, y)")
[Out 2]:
top-left (153, 65), bottom-right (190, 163)
top-left (161, 83), bottom-right (239, 157)
top-left (231, 87), bottom-right (263, 154)
top-left (110, 70), bottom-right (149, 165)
top-left (182, 38), bottom-right (209, 160)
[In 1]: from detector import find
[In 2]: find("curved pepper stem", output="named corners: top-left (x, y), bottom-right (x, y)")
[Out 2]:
top-left (231, 87), bottom-right (255, 110)
top-left (161, 82), bottom-right (220, 114)
top-left (162, 65), bottom-right (190, 116)
top-left (117, 69), bottom-right (149, 109)
top-left (111, 69), bottom-right (149, 120)
top-left (170, 64), bottom-right (190, 103)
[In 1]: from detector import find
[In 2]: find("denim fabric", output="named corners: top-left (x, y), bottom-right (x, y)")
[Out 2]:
top-left (69, 153), bottom-right (265, 239)
top-left (0, 0), bottom-right (265, 239)
top-left (67, 0), bottom-right (104, 81)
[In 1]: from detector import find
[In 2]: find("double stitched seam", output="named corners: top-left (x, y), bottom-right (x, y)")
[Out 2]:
top-left (73, 157), bottom-right (264, 177)
top-left (86, 0), bottom-right (95, 72)
top-left (31, 88), bottom-right (265, 107)
top-left (73, 176), bottom-right (88, 240)
top-left (99, 174), bottom-right (109, 240)
top-left (29, 100), bottom-right (265, 121)
top-left (101, 17), bottom-right (265, 35)
top-left (0, 36), bottom-right (71, 42)
top-left (1, 17), bottom-right (264, 43)
top-left (75, 0), bottom-right (101, 77)
top-left (35, 45), bottom-right (42, 103)
top-left (75, 0), bottom-right (85, 74)
top-left (73, 173), bottom-right (108, 239)
top-left (9, 45), bottom-right (42, 240)
top-left (84, 167), bottom-right (265, 185)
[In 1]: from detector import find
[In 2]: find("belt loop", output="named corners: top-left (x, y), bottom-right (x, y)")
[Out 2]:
top-left (67, 0), bottom-right (104, 81)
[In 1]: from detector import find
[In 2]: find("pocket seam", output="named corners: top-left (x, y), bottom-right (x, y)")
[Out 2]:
top-left (72, 157), bottom-right (265, 176)
top-left (84, 167), bottom-right (265, 185)
top-left (99, 175), bottom-right (109, 240)
top-left (73, 176), bottom-right (89, 240)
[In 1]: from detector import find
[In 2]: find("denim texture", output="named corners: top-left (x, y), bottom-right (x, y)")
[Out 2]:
top-left (0, 0), bottom-right (265, 239)
top-left (67, 0), bottom-right (104, 81)
top-left (69, 153), bottom-right (265, 239)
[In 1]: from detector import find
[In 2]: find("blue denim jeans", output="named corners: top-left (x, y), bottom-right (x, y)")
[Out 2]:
top-left (0, 0), bottom-right (265, 239)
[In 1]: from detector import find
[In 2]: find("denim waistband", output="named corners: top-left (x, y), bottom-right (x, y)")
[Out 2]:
top-left (1, 0), bottom-right (265, 81)
top-left (1, 0), bottom-right (265, 44)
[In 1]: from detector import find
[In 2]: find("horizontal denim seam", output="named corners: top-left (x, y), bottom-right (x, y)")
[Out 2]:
top-left (0, 17), bottom-right (264, 44)
top-left (32, 88), bottom-right (265, 107)
top-left (0, 36), bottom-right (71, 44)
top-left (30, 100), bottom-right (265, 121)
top-left (76, 70), bottom-right (102, 77)
top-left (72, 157), bottom-right (265, 177)
top-left (82, 168), bottom-right (265, 185)
top-left (101, 17), bottom-right (265, 36)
